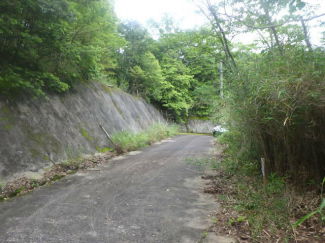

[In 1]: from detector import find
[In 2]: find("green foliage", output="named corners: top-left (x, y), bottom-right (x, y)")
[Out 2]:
top-left (201, 231), bottom-right (208, 239)
top-left (157, 27), bottom-right (222, 119)
top-left (112, 123), bottom-right (179, 154)
top-left (60, 159), bottom-right (81, 170)
top-left (198, 0), bottom-right (325, 183)
top-left (116, 20), bottom-right (158, 91)
top-left (116, 18), bottom-right (221, 121)
top-left (95, 146), bottom-right (114, 153)
top-left (125, 51), bottom-right (165, 100)
top-left (217, 156), bottom-right (290, 239)
top-left (8, 186), bottom-right (26, 198)
top-left (50, 174), bottom-right (65, 182)
top-left (160, 55), bottom-right (194, 118)
top-left (228, 216), bottom-right (246, 226)
top-left (227, 48), bottom-right (325, 181)
top-left (30, 179), bottom-right (40, 189)
top-left (140, 52), bottom-right (165, 101)
top-left (0, 0), bottom-right (124, 97)
top-left (1, 6), bottom-right (219, 121)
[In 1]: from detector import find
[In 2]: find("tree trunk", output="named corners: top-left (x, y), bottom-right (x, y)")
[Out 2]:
top-left (301, 19), bottom-right (313, 52)
top-left (206, 0), bottom-right (238, 71)
top-left (261, 2), bottom-right (283, 55)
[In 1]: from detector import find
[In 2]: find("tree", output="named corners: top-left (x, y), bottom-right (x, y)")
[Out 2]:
top-left (116, 20), bottom-right (158, 91)
top-left (140, 51), bottom-right (164, 101)
top-left (160, 55), bottom-right (194, 118)
top-left (127, 51), bottom-right (165, 101)
top-left (0, 0), bottom-right (123, 96)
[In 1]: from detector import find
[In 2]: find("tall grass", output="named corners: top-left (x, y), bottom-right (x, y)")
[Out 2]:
top-left (112, 123), bottom-right (179, 154)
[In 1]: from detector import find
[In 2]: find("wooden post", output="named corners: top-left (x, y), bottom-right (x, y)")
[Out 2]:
top-left (261, 158), bottom-right (267, 185)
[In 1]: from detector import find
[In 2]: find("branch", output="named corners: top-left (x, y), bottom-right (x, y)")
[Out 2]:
top-left (206, 0), bottom-right (238, 69)
top-left (301, 18), bottom-right (313, 51)
top-left (256, 29), bottom-right (271, 49)
top-left (225, 12), bottom-right (325, 30)
top-left (99, 123), bottom-right (117, 149)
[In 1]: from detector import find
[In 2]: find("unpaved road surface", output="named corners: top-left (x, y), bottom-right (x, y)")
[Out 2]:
top-left (0, 135), bottom-right (228, 243)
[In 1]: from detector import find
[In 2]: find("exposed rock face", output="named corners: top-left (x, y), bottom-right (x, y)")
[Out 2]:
top-left (0, 83), bottom-right (165, 182)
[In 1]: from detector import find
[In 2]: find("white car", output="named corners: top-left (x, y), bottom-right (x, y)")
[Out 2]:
top-left (213, 125), bottom-right (228, 136)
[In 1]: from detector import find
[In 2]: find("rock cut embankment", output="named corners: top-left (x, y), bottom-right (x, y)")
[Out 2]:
top-left (0, 82), bottom-right (165, 182)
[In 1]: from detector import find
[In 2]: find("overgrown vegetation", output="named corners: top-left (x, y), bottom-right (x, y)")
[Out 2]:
top-left (224, 48), bottom-right (325, 183)
top-left (197, 0), bottom-right (325, 184)
top-left (0, 0), bottom-right (219, 122)
top-left (198, 139), bottom-right (325, 242)
top-left (112, 123), bottom-right (179, 154)
top-left (188, 1), bottom-right (325, 238)
top-left (115, 19), bottom-right (219, 121)
top-left (0, 0), bottom-right (124, 97)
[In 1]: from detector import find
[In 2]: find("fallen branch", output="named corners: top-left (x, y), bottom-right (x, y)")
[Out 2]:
top-left (99, 123), bottom-right (117, 149)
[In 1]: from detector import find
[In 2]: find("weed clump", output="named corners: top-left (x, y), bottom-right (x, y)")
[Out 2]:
top-left (112, 122), bottom-right (179, 154)
top-left (50, 174), bottom-right (65, 181)
top-left (9, 186), bottom-right (26, 198)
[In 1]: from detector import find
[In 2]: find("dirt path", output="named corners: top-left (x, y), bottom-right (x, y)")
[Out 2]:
top-left (0, 135), bottom-right (234, 243)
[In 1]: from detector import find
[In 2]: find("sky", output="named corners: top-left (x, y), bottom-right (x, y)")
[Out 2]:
top-left (114, 0), bottom-right (325, 45)
top-left (114, 0), bottom-right (207, 30)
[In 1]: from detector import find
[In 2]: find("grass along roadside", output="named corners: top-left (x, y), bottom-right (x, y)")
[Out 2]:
top-left (112, 123), bottom-right (179, 154)
top-left (0, 122), bottom-right (179, 202)
top-left (197, 141), bottom-right (325, 242)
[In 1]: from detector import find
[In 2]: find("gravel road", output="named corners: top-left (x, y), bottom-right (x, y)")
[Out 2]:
top-left (0, 134), bottom-right (234, 243)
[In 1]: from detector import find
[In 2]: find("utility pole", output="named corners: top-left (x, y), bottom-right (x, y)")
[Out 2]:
top-left (219, 61), bottom-right (224, 98)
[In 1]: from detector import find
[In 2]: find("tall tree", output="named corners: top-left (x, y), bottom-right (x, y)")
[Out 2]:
top-left (116, 20), bottom-right (158, 91)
